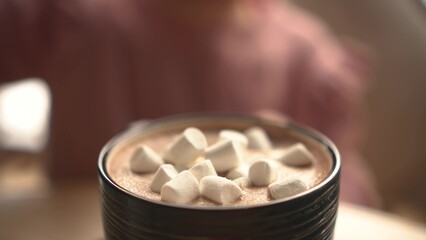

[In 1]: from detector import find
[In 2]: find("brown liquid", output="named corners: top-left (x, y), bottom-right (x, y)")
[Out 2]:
top-left (107, 130), bottom-right (332, 206)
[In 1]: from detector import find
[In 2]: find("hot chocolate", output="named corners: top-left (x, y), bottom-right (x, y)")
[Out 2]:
top-left (106, 127), bottom-right (332, 207)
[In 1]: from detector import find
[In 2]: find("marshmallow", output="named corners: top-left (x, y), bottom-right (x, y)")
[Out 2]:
top-left (268, 178), bottom-right (308, 200)
top-left (278, 143), bottom-right (314, 167)
top-left (163, 127), bottom-right (207, 167)
top-left (233, 177), bottom-right (250, 188)
top-left (245, 127), bottom-right (272, 152)
top-left (219, 129), bottom-right (249, 148)
top-left (149, 164), bottom-right (178, 193)
top-left (189, 159), bottom-right (217, 182)
top-left (161, 170), bottom-right (200, 204)
top-left (226, 164), bottom-right (249, 180)
top-left (248, 159), bottom-right (278, 186)
top-left (200, 176), bottom-right (242, 204)
top-left (205, 140), bottom-right (243, 172)
top-left (130, 145), bottom-right (164, 173)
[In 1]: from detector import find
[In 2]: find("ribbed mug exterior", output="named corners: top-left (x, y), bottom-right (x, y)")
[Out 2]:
top-left (98, 114), bottom-right (340, 240)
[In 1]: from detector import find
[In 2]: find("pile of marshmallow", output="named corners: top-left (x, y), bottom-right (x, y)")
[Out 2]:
top-left (130, 127), bottom-right (315, 205)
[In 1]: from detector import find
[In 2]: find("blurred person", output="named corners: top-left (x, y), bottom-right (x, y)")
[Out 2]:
top-left (0, 0), bottom-right (380, 207)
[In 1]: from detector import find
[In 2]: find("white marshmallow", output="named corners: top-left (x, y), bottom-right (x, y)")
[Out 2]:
top-left (278, 143), bottom-right (314, 167)
top-left (189, 159), bottom-right (217, 182)
top-left (233, 177), bottom-right (250, 188)
top-left (130, 145), bottom-right (164, 173)
top-left (219, 129), bottom-right (249, 148)
top-left (163, 127), bottom-right (207, 167)
top-left (245, 127), bottom-right (272, 152)
top-left (205, 140), bottom-right (243, 172)
top-left (268, 178), bottom-right (308, 200)
top-left (149, 164), bottom-right (178, 193)
top-left (248, 159), bottom-right (278, 186)
top-left (200, 176), bottom-right (242, 204)
top-left (226, 164), bottom-right (249, 180)
top-left (161, 170), bottom-right (200, 204)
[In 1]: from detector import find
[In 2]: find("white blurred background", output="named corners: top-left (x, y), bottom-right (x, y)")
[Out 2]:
top-left (0, 78), bottom-right (50, 201)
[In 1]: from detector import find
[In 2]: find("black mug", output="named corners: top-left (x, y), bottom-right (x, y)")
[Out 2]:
top-left (98, 114), bottom-right (340, 240)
